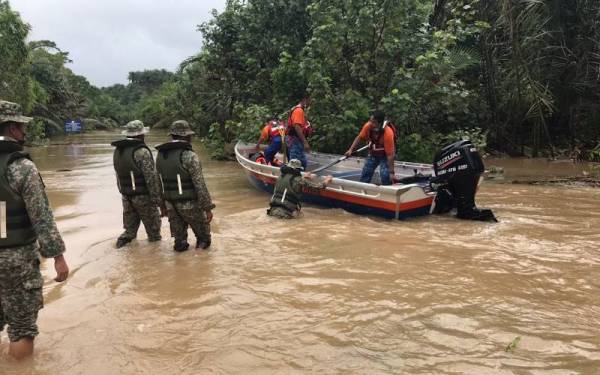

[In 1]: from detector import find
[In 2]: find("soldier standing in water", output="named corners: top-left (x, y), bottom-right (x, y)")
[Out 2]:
top-left (111, 120), bottom-right (164, 248)
top-left (156, 120), bottom-right (215, 252)
top-left (0, 100), bottom-right (69, 360)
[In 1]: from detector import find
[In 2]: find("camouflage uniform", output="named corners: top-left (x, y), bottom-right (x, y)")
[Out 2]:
top-left (0, 101), bottom-right (65, 342)
top-left (165, 150), bottom-right (215, 245)
top-left (159, 121), bottom-right (215, 250)
top-left (267, 159), bottom-right (328, 219)
top-left (118, 147), bottom-right (163, 242)
top-left (114, 121), bottom-right (162, 244)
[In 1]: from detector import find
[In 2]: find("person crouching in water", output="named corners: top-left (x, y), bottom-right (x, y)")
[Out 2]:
top-left (267, 159), bottom-right (333, 219)
top-left (344, 110), bottom-right (396, 185)
top-left (111, 120), bottom-right (164, 248)
top-left (255, 116), bottom-right (288, 166)
top-left (156, 120), bottom-right (215, 252)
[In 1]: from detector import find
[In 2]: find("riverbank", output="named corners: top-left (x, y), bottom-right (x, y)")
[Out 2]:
top-left (485, 157), bottom-right (600, 188)
top-left (510, 177), bottom-right (600, 188)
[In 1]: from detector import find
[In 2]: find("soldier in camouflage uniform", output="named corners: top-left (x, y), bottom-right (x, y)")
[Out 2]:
top-left (0, 100), bottom-right (69, 360)
top-left (156, 120), bottom-right (215, 252)
top-left (111, 120), bottom-right (164, 248)
top-left (267, 159), bottom-right (333, 219)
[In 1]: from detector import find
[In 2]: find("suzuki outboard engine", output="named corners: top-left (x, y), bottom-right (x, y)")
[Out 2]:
top-left (431, 140), bottom-right (497, 222)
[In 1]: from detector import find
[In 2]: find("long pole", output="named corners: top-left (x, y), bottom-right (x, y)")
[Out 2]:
top-left (310, 144), bottom-right (370, 173)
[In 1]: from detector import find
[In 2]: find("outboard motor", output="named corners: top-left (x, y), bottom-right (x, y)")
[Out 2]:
top-left (431, 140), bottom-right (497, 222)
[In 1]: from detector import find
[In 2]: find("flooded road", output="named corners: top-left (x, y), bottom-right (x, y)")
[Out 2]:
top-left (1, 132), bottom-right (599, 374)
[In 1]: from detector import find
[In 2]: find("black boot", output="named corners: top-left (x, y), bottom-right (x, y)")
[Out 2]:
top-left (116, 237), bottom-right (133, 249)
top-left (196, 239), bottom-right (211, 250)
top-left (174, 241), bottom-right (189, 252)
top-left (148, 236), bottom-right (162, 242)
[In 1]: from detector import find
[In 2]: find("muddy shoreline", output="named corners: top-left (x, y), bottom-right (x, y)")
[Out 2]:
top-left (484, 157), bottom-right (600, 188)
top-left (500, 176), bottom-right (600, 188)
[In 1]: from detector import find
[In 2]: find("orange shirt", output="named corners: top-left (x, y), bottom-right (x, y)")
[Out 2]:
top-left (358, 121), bottom-right (395, 156)
top-left (290, 106), bottom-right (307, 127)
top-left (259, 123), bottom-right (271, 142)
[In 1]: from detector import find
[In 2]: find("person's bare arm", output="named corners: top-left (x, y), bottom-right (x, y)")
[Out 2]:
top-left (53, 254), bottom-right (69, 282)
top-left (293, 124), bottom-right (310, 152)
top-left (301, 173), bottom-right (333, 189)
top-left (387, 153), bottom-right (396, 182)
top-left (256, 134), bottom-right (267, 150)
top-left (345, 136), bottom-right (362, 157)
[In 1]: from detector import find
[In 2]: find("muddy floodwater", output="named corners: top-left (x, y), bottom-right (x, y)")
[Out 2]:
top-left (1, 132), bottom-right (599, 374)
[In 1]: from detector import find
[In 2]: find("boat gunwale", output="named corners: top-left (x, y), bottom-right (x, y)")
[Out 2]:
top-left (234, 141), bottom-right (435, 196)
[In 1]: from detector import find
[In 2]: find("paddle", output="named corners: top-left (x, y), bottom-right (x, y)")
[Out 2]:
top-left (309, 144), bottom-right (370, 173)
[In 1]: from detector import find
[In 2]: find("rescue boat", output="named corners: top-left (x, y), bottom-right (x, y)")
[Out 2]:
top-left (235, 141), bottom-right (436, 219)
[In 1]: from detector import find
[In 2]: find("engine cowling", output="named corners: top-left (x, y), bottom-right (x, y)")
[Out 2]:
top-left (432, 140), bottom-right (497, 222)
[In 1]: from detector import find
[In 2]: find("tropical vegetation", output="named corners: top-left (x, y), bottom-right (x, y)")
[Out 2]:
top-left (1, 0), bottom-right (599, 161)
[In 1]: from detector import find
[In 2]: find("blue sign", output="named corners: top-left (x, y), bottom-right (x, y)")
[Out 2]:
top-left (65, 120), bottom-right (83, 133)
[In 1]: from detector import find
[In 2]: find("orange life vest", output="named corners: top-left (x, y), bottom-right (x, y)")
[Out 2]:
top-left (369, 121), bottom-right (397, 157)
top-left (268, 120), bottom-right (286, 140)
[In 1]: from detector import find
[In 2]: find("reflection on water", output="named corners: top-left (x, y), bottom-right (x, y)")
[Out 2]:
top-left (1, 132), bottom-right (599, 374)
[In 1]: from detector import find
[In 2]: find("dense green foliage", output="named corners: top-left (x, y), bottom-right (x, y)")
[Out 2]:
top-left (0, 0), bottom-right (29, 108)
top-left (140, 0), bottom-right (600, 161)
top-left (0, 0), bottom-right (122, 140)
top-left (2, 0), bottom-right (599, 161)
top-left (472, 0), bottom-right (600, 157)
top-left (100, 69), bottom-right (177, 125)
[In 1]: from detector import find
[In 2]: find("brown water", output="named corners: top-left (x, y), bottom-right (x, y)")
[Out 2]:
top-left (1, 132), bottom-right (599, 374)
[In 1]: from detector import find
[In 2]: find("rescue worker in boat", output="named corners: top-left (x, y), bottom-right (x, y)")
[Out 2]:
top-left (286, 94), bottom-right (313, 170)
top-left (0, 100), bottom-right (69, 360)
top-left (344, 110), bottom-right (396, 185)
top-left (111, 120), bottom-right (164, 248)
top-left (255, 116), bottom-right (288, 166)
top-left (156, 120), bottom-right (215, 252)
top-left (267, 159), bottom-right (333, 219)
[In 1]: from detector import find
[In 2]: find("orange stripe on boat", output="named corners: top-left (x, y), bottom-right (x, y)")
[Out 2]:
top-left (399, 197), bottom-right (434, 211)
top-left (251, 171), bottom-right (433, 212)
top-left (319, 189), bottom-right (433, 212)
top-left (318, 189), bottom-right (396, 210)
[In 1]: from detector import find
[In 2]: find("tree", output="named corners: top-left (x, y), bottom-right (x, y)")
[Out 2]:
top-left (0, 0), bottom-right (31, 107)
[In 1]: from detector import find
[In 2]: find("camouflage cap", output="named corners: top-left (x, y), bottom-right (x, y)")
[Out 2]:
top-left (286, 158), bottom-right (304, 171)
top-left (169, 120), bottom-right (195, 136)
top-left (121, 120), bottom-right (149, 136)
top-left (0, 100), bottom-right (33, 124)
